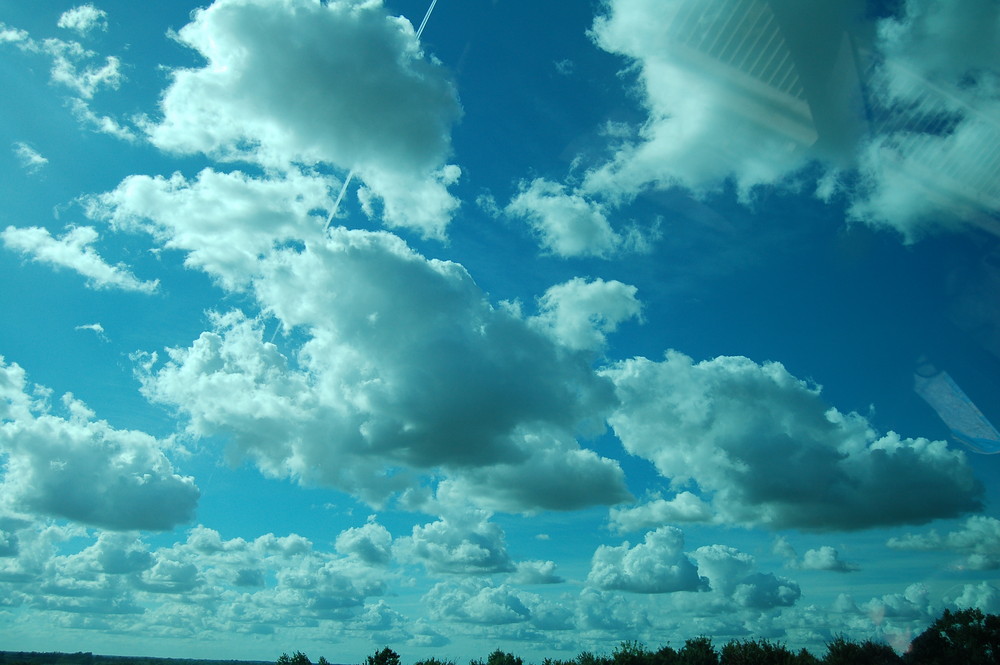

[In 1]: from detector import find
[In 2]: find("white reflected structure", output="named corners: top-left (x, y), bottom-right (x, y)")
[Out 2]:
top-left (914, 365), bottom-right (1000, 454)
top-left (663, 0), bottom-right (818, 148)
top-left (863, 61), bottom-right (1000, 232)
top-left (660, 0), bottom-right (999, 233)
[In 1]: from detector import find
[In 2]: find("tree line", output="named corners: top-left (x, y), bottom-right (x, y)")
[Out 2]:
top-left (279, 608), bottom-right (1000, 665)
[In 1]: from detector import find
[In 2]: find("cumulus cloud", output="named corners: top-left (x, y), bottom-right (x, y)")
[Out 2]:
top-left (601, 351), bottom-right (982, 530)
top-left (691, 544), bottom-right (801, 609)
top-left (510, 560), bottom-right (564, 585)
top-left (0, 522), bottom-right (394, 634)
top-left (12, 142), bottom-right (48, 173)
top-left (0, 358), bottom-right (198, 531)
top-left (87, 168), bottom-right (332, 289)
top-left (506, 178), bottom-right (624, 258)
top-left (530, 277), bottom-right (642, 353)
top-left (799, 546), bottom-right (859, 573)
top-left (396, 515), bottom-right (514, 575)
top-left (335, 517), bottom-right (393, 566)
top-left (587, 526), bottom-right (706, 594)
top-left (1, 225), bottom-right (158, 293)
top-left (950, 582), bottom-right (1000, 614)
top-left (887, 516), bottom-right (1000, 570)
top-left (440, 437), bottom-right (632, 513)
top-left (147, 0), bottom-right (462, 238)
top-left (138, 228), bottom-right (625, 510)
top-left (610, 491), bottom-right (713, 532)
top-left (424, 579), bottom-right (532, 625)
top-left (57, 5), bottom-right (109, 36)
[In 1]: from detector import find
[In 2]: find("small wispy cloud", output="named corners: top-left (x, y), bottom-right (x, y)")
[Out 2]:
top-left (75, 322), bottom-right (108, 341)
top-left (2, 225), bottom-right (158, 293)
top-left (57, 5), bottom-right (109, 36)
top-left (12, 142), bottom-right (48, 174)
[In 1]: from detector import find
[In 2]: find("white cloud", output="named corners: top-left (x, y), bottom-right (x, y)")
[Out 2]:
top-left (335, 517), bottom-right (393, 566)
top-left (530, 277), bottom-right (642, 353)
top-left (44, 41), bottom-right (121, 99)
top-left (88, 168), bottom-right (332, 289)
top-left (690, 544), bottom-right (801, 609)
top-left (57, 5), bottom-right (109, 36)
top-left (587, 526), bottom-right (707, 594)
top-left (610, 491), bottom-right (713, 532)
top-left (1, 20), bottom-right (132, 143)
top-left (575, 587), bottom-right (646, 631)
top-left (799, 546), bottom-right (859, 573)
top-left (950, 582), bottom-right (1000, 614)
top-left (67, 98), bottom-right (137, 142)
top-left (506, 178), bottom-right (623, 258)
top-left (510, 560), bottom-right (564, 585)
top-left (424, 579), bottom-right (532, 625)
top-left (396, 515), bottom-right (514, 575)
top-left (601, 351), bottom-right (982, 530)
top-left (887, 516), bottom-right (1000, 570)
top-left (147, 0), bottom-right (462, 238)
top-left (138, 228), bottom-right (624, 510)
top-left (74, 323), bottom-right (108, 341)
top-left (0, 358), bottom-right (198, 531)
top-left (1, 225), bottom-right (158, 293)
top-left (12, 142), bottom-right (48, 173)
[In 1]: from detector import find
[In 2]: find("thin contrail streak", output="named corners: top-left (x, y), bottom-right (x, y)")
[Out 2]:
top-left (324, 170), bottom-right (354, 231)
top-left (416, 0), bottom-right (438, 39)
top-left (324, 0), bottom-right (440, 232)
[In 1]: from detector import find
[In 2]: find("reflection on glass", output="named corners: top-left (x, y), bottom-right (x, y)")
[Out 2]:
top-left (914, 361), bottom-right (1000, 454)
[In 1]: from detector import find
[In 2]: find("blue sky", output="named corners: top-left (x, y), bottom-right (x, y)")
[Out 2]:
top-left (1, 0), bottom-right (999, 661)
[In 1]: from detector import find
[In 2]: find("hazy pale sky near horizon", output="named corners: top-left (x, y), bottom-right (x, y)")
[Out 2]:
top-left (1, 0), bottom-right (1000, 661)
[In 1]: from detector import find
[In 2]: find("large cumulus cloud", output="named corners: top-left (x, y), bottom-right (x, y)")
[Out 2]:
top-left (88, 168), bottom-right (332, 289)
top-left (586, 526), bottom-right (706, 594)
top-left (0, 358), bottom-right (198, 531)
top-left (147, 0), bottom-right (463, 237)
top-left (602, 351), bottom-right (982, 530)
top-left (138, 228), bottom-right (629, 510)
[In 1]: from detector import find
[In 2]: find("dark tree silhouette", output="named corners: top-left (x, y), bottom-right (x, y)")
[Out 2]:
top-left (904, 608), bottom-right (1000, 665)
top-left (277, 653), bottom-right (311, 665)
top-left (823, 636), bottom-right (901, 665)
top-left (720, 638), bottom-right (797, 664)
top-left (365, 648), bottom-right (401, 665)
top-left (678, 638), bottom-right (719, 665)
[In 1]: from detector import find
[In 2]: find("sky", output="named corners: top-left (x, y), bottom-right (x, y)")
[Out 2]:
top-left (1, 0), bottom-right (999, 661)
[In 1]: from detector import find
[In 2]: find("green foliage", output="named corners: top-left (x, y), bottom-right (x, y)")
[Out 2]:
top-left (904, 607), bottom-right (1000, 665)
top-left (414, 659), bottom-right (455, 665)
top-left (366, 648), bottom-right (401, 665)
top-left (678, 638), bottom-right (719, 665)
top-left (720, 639), bottom-right (795, 665)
